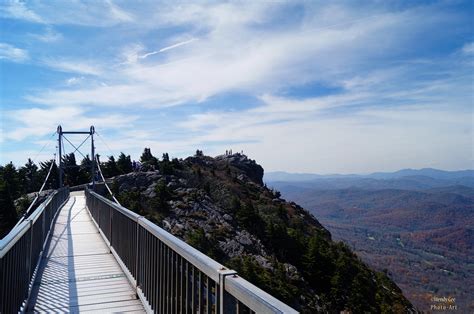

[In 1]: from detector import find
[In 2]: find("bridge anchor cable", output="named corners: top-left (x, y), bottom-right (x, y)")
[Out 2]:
top-left (95, 155), bottom-right (121, 206)
top-left (13, 152), bottom-right (57, 229)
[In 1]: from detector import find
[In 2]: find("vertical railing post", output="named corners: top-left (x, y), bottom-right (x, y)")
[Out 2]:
top-left (109, 206), bottom-right (113, 250)
top-left (42, 206), bottom-right (46, 244)
top-left (57, 125), bottom-right (63, 188)
top-left (90, 126), bottom-right (95, 190)
top-left (27, 220), bottom-right (33, 284)
top-left (135, 216), bottom-right (143, 293)
top-left (218, 269), bottom-right (236, 314)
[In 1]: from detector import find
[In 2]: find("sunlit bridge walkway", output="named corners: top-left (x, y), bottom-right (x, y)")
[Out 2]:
top-left (29, 191), bottom-right (145, 313)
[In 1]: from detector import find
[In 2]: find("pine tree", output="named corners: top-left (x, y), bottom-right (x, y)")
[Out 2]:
top-left (39, 160), bottom-right (59, 189)
top-left (79, 155), bottom-right (93, 184)
top-left (103, 156), bottom-right (120, 178)
top-left (0, 180), bottom-right (17, 238)
top-left (117, 152), bottom-right (133, 174)
top-left (62, 153), bottom-right (81, 186)
top-left (19, 158), bottom-right (39, 193)
top-left (160, 153), bottom-right (173, 175)
top-left (1, 162), bottom-right (20, 200)
top-left (236, 201), bottom-right (264, 235)
top-left (140, 148), bottom-right (158, 169)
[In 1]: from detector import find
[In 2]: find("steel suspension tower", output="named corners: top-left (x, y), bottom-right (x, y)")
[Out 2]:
top-left (57, 125), bottom-right (96, 189)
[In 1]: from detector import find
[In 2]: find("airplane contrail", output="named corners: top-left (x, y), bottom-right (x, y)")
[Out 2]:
top-left (140, 38), bottom-right (198, 59)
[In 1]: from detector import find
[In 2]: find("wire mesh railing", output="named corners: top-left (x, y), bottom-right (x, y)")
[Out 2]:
top-left (0, 187), bottom-right (69, 313)
top-left (85, 188), bottom-right (298, 314)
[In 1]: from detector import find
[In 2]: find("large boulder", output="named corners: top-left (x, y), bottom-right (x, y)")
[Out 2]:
top-left (216, 153), bottom-right (264, 185)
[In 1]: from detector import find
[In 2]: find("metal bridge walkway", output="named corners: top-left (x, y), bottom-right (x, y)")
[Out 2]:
top-left (28, 191), bottom-right (145, 313)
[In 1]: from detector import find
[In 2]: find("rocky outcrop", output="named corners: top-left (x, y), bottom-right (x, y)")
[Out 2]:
top-left (215, 153), bottom-right (264, 185)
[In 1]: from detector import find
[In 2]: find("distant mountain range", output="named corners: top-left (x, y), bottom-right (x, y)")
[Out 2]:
top-left (266, 168), bottom-right (474, 181)
top-left (265, 168), bottom-right (474, 190)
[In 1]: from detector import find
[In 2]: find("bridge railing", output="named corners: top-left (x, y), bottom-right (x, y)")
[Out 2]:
top-left (85, 188), bottom-right (298, 314)
top-left (0, 187), bottom-right (69, 314)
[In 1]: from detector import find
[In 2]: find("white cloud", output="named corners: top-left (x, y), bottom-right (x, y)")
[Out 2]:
top-left (1, 0), bottom-right (133, 26)
top-left (106, 0), bottom-right (134, 22)
top-left (176, 94), bottom-right (473, 173)
top-left (30, 27), bottom-right (63, 42)
top-left (462, 42), bottom-right (474, 55)
top-left (170, 54), bottom-right (473, 173)
top-left (42, 59), bottom-right (103, 76)
top-left (0, 42), bottom-right (29, 62)
top-left (5, 107), bottom-right (138, 141)
top-left (25, 3), bottom-right (454, 109)
top-left (0, 0), bottom-right (44, 23)
top-left (66, 76), bottom-right (85, 86)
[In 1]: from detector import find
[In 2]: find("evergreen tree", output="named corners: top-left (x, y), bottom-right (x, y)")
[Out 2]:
top-left (102, 156), bottom-right (120, 178)
top-left (159, 153), bottom-right (173, 175)
top-left (79, 155), bottom-right (93, 184)
top-left (39, 160), bottom-right (59, 189)
top-left (148, 181), bottom-right (172, 212)
top-left (117, 152), bottom-right (133, 174)
top-left (302, 234), bottom-right (332, 292)
top-left (0, 162), bottom-right (20, 200)
top-left (18, 158), bottom-right (39, 193)
top-left (62, 153), bottom-right (81, 186)
top-left (0, 180), bottom-right (17, 238)
top-left (140, 148), bottom-right (158, 170)
top-left (235, 201), bottom-right (264, 235)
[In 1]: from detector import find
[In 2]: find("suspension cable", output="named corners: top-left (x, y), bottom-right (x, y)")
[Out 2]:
top-left (13, 152), bottom-right (57, 228)
top-left (95, 155), bottom-right (121, 206)
top-left (62, 135), bottom-right (87, 160)
top-left (95, 131), bottom-right (115, 157)
top-left (31, 132), bottom-right (57, 163)
top-left (70, 134), bottom-right (91, 156)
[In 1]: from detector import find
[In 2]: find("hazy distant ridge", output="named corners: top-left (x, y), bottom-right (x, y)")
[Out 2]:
top-left (265, 168), bottom-right (474, 183)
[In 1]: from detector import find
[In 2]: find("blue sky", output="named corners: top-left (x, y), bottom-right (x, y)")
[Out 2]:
top-left (0, 0), bottom-right (473, 174)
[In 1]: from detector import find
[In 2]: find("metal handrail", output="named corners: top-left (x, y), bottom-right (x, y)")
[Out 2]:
top-left (85, 188), bottom-right (298, 314)
top-left (0, 187), bottom-right (70, 313)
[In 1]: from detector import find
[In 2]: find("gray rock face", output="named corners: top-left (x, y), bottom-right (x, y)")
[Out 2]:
top-left (219, 239), bottom-right (244, 256)
top-left (115, 171), bottom-right (162, 192)
top-left (215, 153), bottom-right (264, 185)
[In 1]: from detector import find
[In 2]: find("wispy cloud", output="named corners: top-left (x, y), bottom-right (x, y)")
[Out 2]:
top-left (462, 42), bottom-right (474, 55)
top-left (106, 0), bottom-right (134, 22)
top-left (0, 0), bottom-right (44, 23)
top-left (27, 4), bottom-right (453, 108)
top-left (30, 27), bottom-right (62, 42)
top-left (0, 42), bottom-right (29, 62)
top-left (5, 106), bottom-right (138, 141)
top-left (66, 76), bottom-right (85, 86)
top-left (42, 58), bottom-right (103, 76)
top-left (1, 0), bottom-right (133, 26)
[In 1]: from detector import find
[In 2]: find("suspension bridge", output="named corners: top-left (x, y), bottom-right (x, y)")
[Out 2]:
top-left (0, 126), bottom-right (298, 313)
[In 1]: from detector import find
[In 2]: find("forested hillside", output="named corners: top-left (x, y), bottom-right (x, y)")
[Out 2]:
top-left (273, 181), bottom-right (474, 311)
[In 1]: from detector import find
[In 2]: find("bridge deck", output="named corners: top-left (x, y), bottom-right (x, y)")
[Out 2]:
top-left (29, 191), bottom-right (145, 313)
